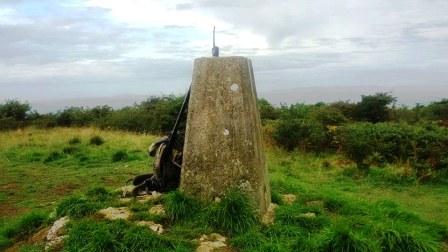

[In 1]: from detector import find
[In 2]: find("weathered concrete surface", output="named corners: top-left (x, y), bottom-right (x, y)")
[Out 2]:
top-left (180, 56), bottom-right (271, 215)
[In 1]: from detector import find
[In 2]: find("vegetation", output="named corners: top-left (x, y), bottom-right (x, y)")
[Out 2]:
top-left (1, 92), bottom-right (448, 251)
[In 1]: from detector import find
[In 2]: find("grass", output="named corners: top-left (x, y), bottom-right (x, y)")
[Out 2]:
top-left (1, 127), bottom-right (448, 251)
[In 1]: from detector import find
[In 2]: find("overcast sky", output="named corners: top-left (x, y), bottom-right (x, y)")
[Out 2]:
top-left (0, 0), bottom-right (447, 111)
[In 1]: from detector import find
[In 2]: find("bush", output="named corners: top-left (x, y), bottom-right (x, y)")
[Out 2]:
top-left (272, 119), bottom-right (328, 152)
top-left (43, 151), bottom-right (65, 163)
top-left (207, 189), bottom-right (257, 235)
top-left (89, 135), bottom-right (104, 146)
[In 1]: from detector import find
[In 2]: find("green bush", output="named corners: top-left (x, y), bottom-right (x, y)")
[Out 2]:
top-left (273, 119), bottom-right (328, 152)
top-left (337, 122), bottom-right (448, 176)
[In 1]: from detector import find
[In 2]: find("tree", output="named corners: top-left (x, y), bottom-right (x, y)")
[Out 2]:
top-left (355, 93), bottom-right (396, 123)
top-left (0, 100), bottom-right (31, 121)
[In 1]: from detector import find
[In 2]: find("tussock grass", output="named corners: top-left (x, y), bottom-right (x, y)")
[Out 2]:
top-left (322, 226), bottom-right (375, 252)
top-left (56, 196), bottom-right (99, 218)
top-left (89, 135), bottom-right (104, 145)
top-left (68, 136), bottom-right (81, 145)
top-left (0, 211), bottom-right (47, 250)
top-left (112, 150), bottom-right (128, 162)
top-left (165, 191), bottom-right (200, 222)
top-left (380, 229), bottom-right (439, 252)
top-left (64, 219), bottom-right (192, 252)
top-left (207, 189), bottom-right (257, 235)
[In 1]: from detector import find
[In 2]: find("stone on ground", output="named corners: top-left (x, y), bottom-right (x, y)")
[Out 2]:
top-left (45, 216), bottom-right (70, 250)
top-left (136, 221), bottom-right (164, 234)
top-left (281, 194), bottom-right (297, 205)
top-left (149, 204), bottom-right (165, 216)
top-left (98, 207), bottom-right (131, 220)
top-left (299, 212), bottom-right (317, 218)
top-left (261, 203), bottom-right (278, 225)
top-left (137, 191), bottom-right (162, 203)
top-left (197, 233), bottom-right (232, 252)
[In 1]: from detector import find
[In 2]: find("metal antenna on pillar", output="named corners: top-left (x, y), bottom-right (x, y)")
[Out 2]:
top-left (212, 26), bottom-right (219, 57)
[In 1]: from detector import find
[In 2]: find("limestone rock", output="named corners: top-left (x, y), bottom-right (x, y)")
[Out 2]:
top-left (197, 233), bottom-right (229, 252)
top-left (261, 203), bottom-right (278, 225)
top-left (281, 194), bottom-right (297, 205)
top-left (181, 56), bottom-right (271, 216)
top-left (136, 221), bottom-right (164, 234)
top-left (45, 216), bottom-right (69, 250)
top-left (116, 185), bottom-right (135, 197)
top-left (149, 204), bottom-right (165, 216)
top-left (98, 207), bottom-right (131, 220)
top-left (46, 216), bottom-right (69, 241)
top-left (137, 191), bottom-right (162, 203)
top-left (299, 212), bottom-right (317, 218)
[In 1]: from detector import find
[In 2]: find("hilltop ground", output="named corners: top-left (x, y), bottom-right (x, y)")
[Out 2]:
top-left (0, 128), bottom-right (447, 251)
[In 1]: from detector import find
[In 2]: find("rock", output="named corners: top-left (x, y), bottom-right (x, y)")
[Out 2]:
top-left (137, 191), bottom-right (162, 203)
top-left (98, 207), bottom-right (131, 220)
top-left (45, 216), bottom-right (69, 250)
top-left (136, 221), bottom-right (164, 234)
top-left (281, 194), bottom-right (297, 205)
top-left (305, 200), bottom-right (324, 208)
top-left (261, 203), bottom-right (278, 225)
top-left (47, 216), bottom-right (69, 241)
top-left (197, 233), bottom-right (229, 252)
top-left (46, 236), bottom-right (67, 251)
top-left (149, 204), bottom-right (165, 216)
top-left (299, 212), bottom-right (316, 218)
top-left (116, 185), bottom-right (135, 197)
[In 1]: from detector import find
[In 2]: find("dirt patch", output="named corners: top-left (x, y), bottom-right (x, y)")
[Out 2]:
top-left (0, 183), bottom-right (20, 190)
top-left (53, 182), bottom-right (80, 196)
top-left (0, 202), bottom-right (27, 218)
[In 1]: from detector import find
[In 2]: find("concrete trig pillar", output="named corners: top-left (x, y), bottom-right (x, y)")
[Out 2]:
top-left (180, 56), bottom-right (271, 215)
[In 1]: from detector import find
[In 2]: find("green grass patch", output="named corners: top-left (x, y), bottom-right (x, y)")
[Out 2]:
top-left (165, 191), bottom-right (200, 222)
top-left (207, 189), bottom-right (257, 235)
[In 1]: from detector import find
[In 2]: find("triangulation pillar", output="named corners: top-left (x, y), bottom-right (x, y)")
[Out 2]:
top-left (180, 56), bottom-right (270, 215)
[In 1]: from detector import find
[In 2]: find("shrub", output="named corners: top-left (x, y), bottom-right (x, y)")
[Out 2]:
top-left (272, 119), bottom-right (328, 152)
top-left (89, 135), bottom-right (104, 145)
top-left (207, 189), bottom-right (257, 235)
top-left (112, 150), bottom-right (128, 162)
